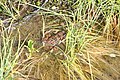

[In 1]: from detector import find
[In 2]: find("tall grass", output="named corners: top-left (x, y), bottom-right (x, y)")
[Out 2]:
top-left (0, 0), bottom-right (21, 19)
top-left (0, 0), bottom-right (120, 80)
top-left (0, 20), bottom-right (24, 80)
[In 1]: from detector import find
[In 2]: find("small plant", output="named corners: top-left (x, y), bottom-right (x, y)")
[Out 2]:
top-left (25, 40), bottom-right (38, 58)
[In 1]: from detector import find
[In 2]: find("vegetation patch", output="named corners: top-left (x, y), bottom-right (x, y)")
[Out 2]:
top-left (0, 0), bottom-right (120, 80)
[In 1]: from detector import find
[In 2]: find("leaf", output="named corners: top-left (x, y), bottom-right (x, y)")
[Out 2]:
top-left (28, 40), bottom-right (34, 49)
top-left (0, 6), bottom-right (3, 13)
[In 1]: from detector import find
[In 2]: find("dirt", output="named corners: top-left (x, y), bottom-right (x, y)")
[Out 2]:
top-left (16, 14), bottom-right (42, 38)
top-left (4, 12), bottom-right (66, 54)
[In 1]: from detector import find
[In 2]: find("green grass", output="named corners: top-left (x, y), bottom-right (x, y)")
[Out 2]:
top-left (0, 0), bottom-right (120, 80)
top-left (0, 21), bottom-right (23, 80)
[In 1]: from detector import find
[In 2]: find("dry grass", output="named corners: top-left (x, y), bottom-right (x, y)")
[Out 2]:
top-left (1, 0), bottom-right (120, 80)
